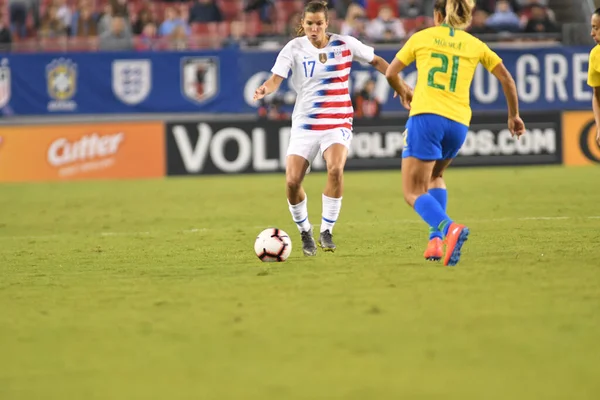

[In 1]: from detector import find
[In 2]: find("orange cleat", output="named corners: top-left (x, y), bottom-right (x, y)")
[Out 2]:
top-left (424, 237), bottom-right (444, 261)
top-left (443, 223), bottom-right (470, 266)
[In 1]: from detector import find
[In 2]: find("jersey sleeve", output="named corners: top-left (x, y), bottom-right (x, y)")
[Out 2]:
top-left (588, 48), bottom-right (600, 87)
top-left (395, 36), bottom-right (416, 66)
top-left (345, 35), bottom-right (375, 64)
top-left (271, 41), bottom-right (294, 79)
top-left (479, 42), bottom-right (502, 72)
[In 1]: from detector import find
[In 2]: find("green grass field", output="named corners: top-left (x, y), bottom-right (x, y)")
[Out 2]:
top-left (1, 166), bottom-right (599, 400)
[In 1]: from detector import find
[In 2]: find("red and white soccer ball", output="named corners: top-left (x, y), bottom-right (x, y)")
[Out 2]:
top-left (254, 228), bottom-right (292, 262)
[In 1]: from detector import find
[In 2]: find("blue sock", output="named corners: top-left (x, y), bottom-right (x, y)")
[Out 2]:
top-left (414, 193), bottom-right (453, 237)
top-left (428, 188), bottom-right (447, 240)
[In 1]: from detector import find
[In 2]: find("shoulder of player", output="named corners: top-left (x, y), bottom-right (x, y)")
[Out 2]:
top-left (282, 36), bottom-right (306, 50)
top-left (590, 44), bottom-right (600, 59)
top-left (406, 27), bottom-right (455, 45)
top-left (330, 33), bottom-right (359, 46)
top-left (455, 30), bottom-right (492, 53)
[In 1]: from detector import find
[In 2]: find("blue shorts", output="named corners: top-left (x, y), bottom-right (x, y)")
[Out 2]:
top-left (402, 114), bottom-right (469, 160)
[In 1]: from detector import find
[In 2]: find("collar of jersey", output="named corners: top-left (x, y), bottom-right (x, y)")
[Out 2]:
top-left (440, 23), bottom-right (462, 30)
top-left (305, 34), bottom-right (332, 49)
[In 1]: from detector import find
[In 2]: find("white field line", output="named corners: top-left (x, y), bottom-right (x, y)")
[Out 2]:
top-left (0, 215), bottom-right (598, 241)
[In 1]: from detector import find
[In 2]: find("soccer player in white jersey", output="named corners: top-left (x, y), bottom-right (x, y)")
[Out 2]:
top-left (253, 0), bottom-right (407, 256)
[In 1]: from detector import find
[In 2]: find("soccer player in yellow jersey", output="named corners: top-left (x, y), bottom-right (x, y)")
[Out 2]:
top-left (385, 0), bottom-right (525, 266)
top-left (588, 8), bottom-right (600, 147)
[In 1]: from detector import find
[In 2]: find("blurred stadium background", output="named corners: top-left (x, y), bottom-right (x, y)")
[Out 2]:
top-left (0, 0), bottom-right (589, 51)
top-left (0, 0), bottom-right (599, 177)
top-left (1, 1), bottom-right (600, 399)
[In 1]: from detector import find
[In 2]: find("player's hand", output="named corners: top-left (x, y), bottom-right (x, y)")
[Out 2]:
top-left (508, 115), bottom-right (525, 139)
top-left (596, 128), bottom-right (600, 147)
top-left (393, 87), bottom-right (413, 111)
top-left (253, 85), bottom-right (268, 101)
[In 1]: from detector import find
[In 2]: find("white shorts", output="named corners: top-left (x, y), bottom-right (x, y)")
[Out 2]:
top-left (286, 127), bottom-right (353, 164)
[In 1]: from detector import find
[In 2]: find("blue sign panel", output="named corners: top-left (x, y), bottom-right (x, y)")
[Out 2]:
top-left (0, 46), bottom-right (594, 116)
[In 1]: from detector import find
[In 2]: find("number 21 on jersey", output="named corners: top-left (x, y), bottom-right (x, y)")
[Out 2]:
top-left (427, 52), bottom-right (459, 92)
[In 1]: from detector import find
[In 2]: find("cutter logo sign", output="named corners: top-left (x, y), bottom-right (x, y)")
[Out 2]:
top-left (46, 132), bottom-right (125, 177)
top-left (562, 111), bottom-right (600, 165)
top-left (579, 122), bottom-right (600, 163)
top-left (0, 122), bottom-right (165, 182)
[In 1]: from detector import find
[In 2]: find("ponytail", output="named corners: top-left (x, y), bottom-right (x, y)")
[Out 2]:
top-left (434, 0), bottom-right (474, 30)
top-left (444, 0), bottom-right (474, 29)
top-left (296, 0), bottom-right (329, 37)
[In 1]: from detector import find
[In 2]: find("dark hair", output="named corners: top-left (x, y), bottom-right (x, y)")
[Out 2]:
top-left (434, 0), bottom-right (474, 29)
top-left (594, 8), bottom-right (600, 16)
top-left (296, 1), bottom-right (329, 37)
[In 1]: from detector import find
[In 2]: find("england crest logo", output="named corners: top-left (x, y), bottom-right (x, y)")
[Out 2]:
top-left (112, 60), bottom-right (152, 106)
top-left (0, 58), bottom-right (11, 108)
top-left (181, 57), bottom-right (218, 104)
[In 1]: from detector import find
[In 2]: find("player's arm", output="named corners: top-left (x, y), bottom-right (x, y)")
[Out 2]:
top-left (347, 35), bottom-right (412, 107)
top-left (385, 58), bottom-right (412, 110)
top-left (255, 41), bottom-right (293, 101)
top-left (491, 63), bottom-right (525, 138)
top-left (593, 87), bottom-right (600, 146)
top-left (253, 74), bottom-right (284, 101)
top-left (369, 55), bottom-right (389, 76)
top-left (375, 55), bottom-right (412, 98)
top-left (588, 50), bottom-right (600, 146)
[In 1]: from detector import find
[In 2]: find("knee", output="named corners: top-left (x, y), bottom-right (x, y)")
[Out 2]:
top-left (431, 171), bottom-right (443, 181)
top-left (327, 164), bottom-right (344, 181)
top-left (286, 176), bottom-right (302, 193)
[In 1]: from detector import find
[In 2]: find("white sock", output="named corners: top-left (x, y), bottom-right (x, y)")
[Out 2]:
top-left (288, 196), bottom-right (311, 233)
top-left (321, 194), bottom-right (342, 233)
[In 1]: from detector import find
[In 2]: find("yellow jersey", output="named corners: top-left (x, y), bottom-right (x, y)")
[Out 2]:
top-left (396, 25), bottom-right (502, 126)
top-left (587, 45), bottom-right (600, 87)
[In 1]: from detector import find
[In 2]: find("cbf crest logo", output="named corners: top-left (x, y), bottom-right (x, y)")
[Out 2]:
top-left (181, 57), bottom-right (218, 104)
top-left (0, 58), bottom-right (10, 108)
top-left (112, 60), bottom-right (152, 105)
top-left (46, 58), bottom-right (77, 111)
top-left (319, 53), bottom-right (328, 64)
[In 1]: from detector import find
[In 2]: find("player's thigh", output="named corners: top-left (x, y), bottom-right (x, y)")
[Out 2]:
top-left (320, 127), bottom-right (351, 171)
top-left (287, 132), bottom-right (320, 165)
top-left (402, 156), bottom-right (436, 202)
top-left (286, 131), bottom-right (319, 183)
top-left (403, 114), bottom-right (443, 161)
top-left (285, 155), bottom-right (309, 186)
top-left (440, 120), bottom-right (469, 159)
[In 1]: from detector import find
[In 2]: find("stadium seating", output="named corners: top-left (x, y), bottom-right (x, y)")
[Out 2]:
top-left (1, 0), bottom-right (563, 52)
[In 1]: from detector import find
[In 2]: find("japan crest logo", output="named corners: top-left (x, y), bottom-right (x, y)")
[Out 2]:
top-left (181, 57), bottom-right (219, 104)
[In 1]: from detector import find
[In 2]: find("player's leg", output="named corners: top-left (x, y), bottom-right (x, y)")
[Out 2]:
top-left (318, 128), bottom-right (351, 251)
top-left (403, 114), bottom-right (448, 233)
top-left (402, 114), bottom-right (468, 266)
top-left (428, 161), bottom-right (450, 239)
top-left (436, 120), bottom-right (470, 266)
top-left (402, 156), bottom-right (457, 244)
top-left (424, 159), bottom-right (452, 261)
top-left (286, 134), bottom-right (319, 256)
top-left (286, 155), bottom-right (310, 230)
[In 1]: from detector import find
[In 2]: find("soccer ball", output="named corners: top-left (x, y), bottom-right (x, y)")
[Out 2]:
top-left (254, 228), bottom-right (292, 262)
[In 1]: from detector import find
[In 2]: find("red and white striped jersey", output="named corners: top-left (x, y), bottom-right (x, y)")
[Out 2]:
top-left (271, 34), bottom-right (375, 133)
